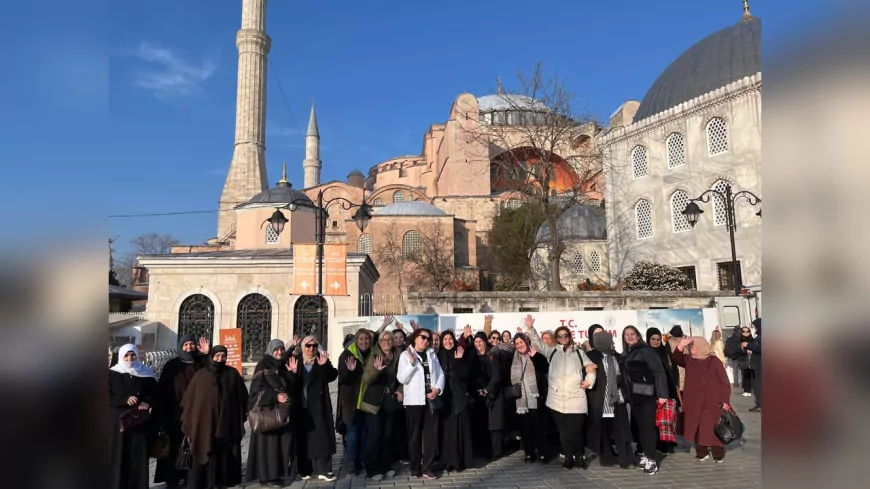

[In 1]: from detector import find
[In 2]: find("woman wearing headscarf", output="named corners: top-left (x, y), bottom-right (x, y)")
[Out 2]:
top-left (645, 327), bottom-right (679, 454)
top-left (436, 330), bottom-right (474, 473)
top-left (245, 339), bottom-right (295, 488)
top-left (289, 336), bottom-right (339, 482)
top-left (523, 315), bottom-right (597, 470)
top-left (469, 330), bottom-right (505, 463)
top-left (672, 336), bottom-right (732, 462)
top-left (179, 346), bottom-right (249, 489)
top-left (337, 328), bottom-right (373, 476)
top-left (620, 325), bottom-right (669, 475)
top-left (154, 334), bottom-right (210, 488)
top-left (510, 332), bottom-right (551, 463)
top-left (359, 330), bottom-right (403, 481)
top-left (585, 331), bottom-right (633, 469)
top-left (109, 344), bottom-right (157, 489)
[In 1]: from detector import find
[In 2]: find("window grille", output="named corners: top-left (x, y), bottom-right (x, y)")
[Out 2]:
top-left (635, 199), bottom-right (653, 239)
top-left (712, 180), bottom-right (731, 226)
top-left (373, 198), bottom-right (385, 206)
top-left (671, 190), bottom-right (691, 233)
top-left (707, 117), bottom-right (728, 155)
top-left (402, 230), bottom-right (422, 256)
top-left (590, 251), bottom-right (601, 273)
top-left (667, 133), bottom-right (686, 168)
top-left (632, 146), bottom-right (648, 178)
top-left (357, 234), bottom-right (372, 255)
top-left (571, 253), bottom-right (584, 273)
top-left (392, 191), bottom-right (405, 203)
top-left (266, 223), bottom-right (279, 244)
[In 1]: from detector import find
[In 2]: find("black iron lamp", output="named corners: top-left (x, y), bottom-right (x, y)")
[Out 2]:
top-left (681, 201), bottom-right (704, 228)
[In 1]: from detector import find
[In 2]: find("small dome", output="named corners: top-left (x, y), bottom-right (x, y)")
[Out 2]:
top-left (348, 169), bottom-right (364, 177)
top-left (477, 94), bottom-right (547, 112)
top-left (245, 181), bottom-right (313, 206)
top-left (633, 17), bottom-right (761, 122)
top-left (536, 204), bottom-right (606, 243)
top-left (374, 201), bottom-right (447, 217)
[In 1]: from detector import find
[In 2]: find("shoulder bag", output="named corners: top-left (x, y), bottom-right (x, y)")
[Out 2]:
top-left (119, 407), bottom-right (151, 432)
top-left (548, 348), bottom-right (588, 382)
top-left (623, 352), bottom-right (655, 398)
top-left (715, 404), bottom-right (746, 445)
top-left (504, 356), bottom-right (527, 400)
top-left (175, 436), bottom-right (192, 470)
top-left (248, 370), bottom-right (292, 434)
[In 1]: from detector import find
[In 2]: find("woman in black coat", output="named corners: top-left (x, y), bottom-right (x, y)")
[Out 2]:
top-left (469, 331), bottom-right (505, 462)
top-left (437, 330), bottom-right (474, 472)
top-left (289, 335), bottom-right (339, 482)
top-left (109, 344), bottom-right (158, 489)
top-left (585, 332), bottom-right (633, 469)
top-left (245, 340), bottom-right (295, 488)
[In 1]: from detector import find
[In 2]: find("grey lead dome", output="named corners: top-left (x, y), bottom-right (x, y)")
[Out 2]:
top-left (633, 16), bottom-right (761, 123)
top-left (374, 201), bottom-right (447, 216)
top-left (536, 204), bottom-right (607, 244)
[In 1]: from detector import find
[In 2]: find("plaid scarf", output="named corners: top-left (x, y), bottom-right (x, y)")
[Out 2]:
top-left (656, 399), bottom-right (678, 443)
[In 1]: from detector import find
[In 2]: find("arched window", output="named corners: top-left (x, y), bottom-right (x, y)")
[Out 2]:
top-left (402, 230), bottom-right (422, 257)
top-left (392, 191), bottom-right (405, 203)
top-left (372, 198), bottom-right (385, 206)
top-left (707, 117), bottom-right (728, 155)
top-left (237, 293), bottom-right (271, 363)
top-left (666, 133), bottom-right (686, 168)
top-left (631, 145), bottom-right (648, 178)
top-left (454, 233), bottom-right (467, 266)
top-left (590, 251), bottom-right (601, 273)
top-left (712, 180), bottom-right (732, 226)
top-left (178, 294), bottom-right (215, 342)
top-left (357, 233), bottom-right (372, 254)
top-left (505, 198), bottom-right (521, 210)
top-left (635, 199), bottom-right (653, 239)
top-left (571, 253), bottom-right (584, 273)
top-left (671, 190), bottom-right (691, 233)
top-left (265, 223), bottom-right (279, 244)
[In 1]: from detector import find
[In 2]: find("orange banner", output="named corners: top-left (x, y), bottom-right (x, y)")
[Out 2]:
top-left (221, 328), bottom-right (243, 375)
top-left (293, 244), bottom-right (318, 295)
top-left (323, 243), bottom-right (348, 296)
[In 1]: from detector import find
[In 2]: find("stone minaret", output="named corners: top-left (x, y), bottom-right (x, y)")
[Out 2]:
top-left (302, 102), bottom-right (321, 188)
top-left (217, 0), bottom-right (271, 240)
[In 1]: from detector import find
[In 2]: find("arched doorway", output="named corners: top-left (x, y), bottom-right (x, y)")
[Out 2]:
top-left (237, 293), bottom-right (271, 363)
top-left (294, 296), bottom-right (328, 346)
top-left (178, 294), bottom-right (215, 343)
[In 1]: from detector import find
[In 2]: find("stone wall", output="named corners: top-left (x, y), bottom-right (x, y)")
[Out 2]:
top-left (403, 290), bottom-right (720, 314)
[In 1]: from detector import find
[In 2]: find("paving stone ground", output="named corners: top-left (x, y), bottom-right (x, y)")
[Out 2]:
top-left (151, 384), bottom-right (761, 489)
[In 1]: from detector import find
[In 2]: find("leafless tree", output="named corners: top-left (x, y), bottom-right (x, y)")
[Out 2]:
top-left (114, 232), bottom-right (181, 286)
top-left (408, 221), bottom-right (457, 292)
top-left (372, 223), bottom-right (413, 312)
top-left (461, 62), bottom-right (608, 291)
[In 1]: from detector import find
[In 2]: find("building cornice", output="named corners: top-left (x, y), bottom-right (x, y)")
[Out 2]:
top-left (599, 73), bottom-right (762, 147)
top-left (138, 254), bottom-right (373, 270)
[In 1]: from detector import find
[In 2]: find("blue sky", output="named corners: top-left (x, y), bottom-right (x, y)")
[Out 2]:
top-left (0, 1), bottom-right (819, 256)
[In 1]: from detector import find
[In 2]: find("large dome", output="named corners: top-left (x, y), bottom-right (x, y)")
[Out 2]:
top-left (477, 94), bottom-right (547, 112)
top-left (374, 201), bottom-right (447, 217)
top-left (536, 204), bottom-right (606, 244)
top-left (244, 181), bottom-right (313, 206)
top-left (633, 16), bottom-right (761, 122)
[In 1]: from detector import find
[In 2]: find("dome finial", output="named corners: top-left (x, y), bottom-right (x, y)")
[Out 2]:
top-left (277, 161), bottom-right (290, 187)
top-left (497, 76), bottom-right (503, 95)
top-left (741, 0), bottom-right (752, 21)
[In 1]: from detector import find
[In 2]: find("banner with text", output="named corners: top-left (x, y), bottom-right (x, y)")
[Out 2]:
top-left (322, 244), bottom-right (348, 296)
top-left (292, 244), bottom-right (318, 295)
top-left (220, 328), bottom-right (243, 375)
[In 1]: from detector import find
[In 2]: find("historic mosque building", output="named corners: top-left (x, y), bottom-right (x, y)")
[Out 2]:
top-left (134, 0), bottom-right (761, 366)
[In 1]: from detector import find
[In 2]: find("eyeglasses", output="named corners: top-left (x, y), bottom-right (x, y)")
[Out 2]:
top-left (418, 335), bottom-right (431, 342)
top-left (557, 334), bottom-right (571, 339)
top-left (304, 343), bottom-right (318, 349)
top-left (742, 330), bottom-right (750, 333)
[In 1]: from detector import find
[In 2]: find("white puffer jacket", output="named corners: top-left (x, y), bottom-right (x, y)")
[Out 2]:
top-left (397, 347), bottom-right (445, 406)
top-left (528, 327), bottom-right (596, 414)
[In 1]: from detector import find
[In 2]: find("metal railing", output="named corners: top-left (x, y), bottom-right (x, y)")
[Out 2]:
top-left (359, 293), bottom-right (406, 316)
top-left (108, 348), bottom-right (177, 380)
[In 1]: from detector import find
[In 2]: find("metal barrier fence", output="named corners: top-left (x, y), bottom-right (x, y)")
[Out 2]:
top-left (108, 348), bottom-right (177, 380)
top-left (359, 293), bottom-right (406, 316)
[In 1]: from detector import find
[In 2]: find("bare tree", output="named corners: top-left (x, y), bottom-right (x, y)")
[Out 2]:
top-left (114, 232), bottom-right (181, 286)
top-left (461, 62), bottom-right (606, 291)
top-left (408, 221), bottom-right (457, 292)
top-left (372, 223), bottom-right (414, 312)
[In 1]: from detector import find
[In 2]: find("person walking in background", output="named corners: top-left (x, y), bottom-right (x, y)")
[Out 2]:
top-left (711, 329), bottom-right (726, 366)
top-left (398, 328), bottom-right (445, 480)
top-left (672, 336), bottom-right (731, 462)
top-left (620, 326), bottom-right (669, 475)
top-left (525, 315), bottom-right (597, 470)
top-left (289, 337), bottom-right (339, 482)
top-left (337, 329), bottom-right (373, 477)
top-left (436, 330), bottom-right (474, 473)
top-left (726, 326), bottom-right (754, 396)
top-left (359, 331), bottom-right (402, 481)
top-left (179, 345), bottom-right (249, 489)
top-left (746, 318), bottom-right (762, 412)
top-left (585, 331), bottom-right (634, 469)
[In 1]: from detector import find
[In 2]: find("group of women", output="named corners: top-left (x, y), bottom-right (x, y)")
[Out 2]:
top-left (109, 315), bottom-right (738, 488)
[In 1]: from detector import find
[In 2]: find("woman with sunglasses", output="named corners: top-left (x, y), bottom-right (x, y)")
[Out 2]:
top-left (397, 328), bottom-right (444, 480)
top-left (288, 336), bottom-right (339, 482)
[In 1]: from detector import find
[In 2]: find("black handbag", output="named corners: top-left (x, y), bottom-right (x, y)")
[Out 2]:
top-left (504, 357), bottom-right (528, 400)
top-left (175, 436), bottom-right (192, 470)
top-left (624, 358), bottom-right (655, 398)
top-left (715, 405), bottom-right (745, 444)
top-left (428, 395), bottom-right (445, 414)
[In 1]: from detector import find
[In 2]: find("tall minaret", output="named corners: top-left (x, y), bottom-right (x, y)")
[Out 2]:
top-left (302, 101), bottom-right (321, 188)
top-left (217, 0), bottom-right (271, 240)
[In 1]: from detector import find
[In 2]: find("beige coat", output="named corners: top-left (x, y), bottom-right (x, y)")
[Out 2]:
top-left (527, 327), bottom-right (596, 414)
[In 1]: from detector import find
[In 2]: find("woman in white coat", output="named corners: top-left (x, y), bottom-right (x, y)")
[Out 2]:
top-left (397, 328), bottom-right (445, 480)
top-left (524, 315), bottom-right (597, 470)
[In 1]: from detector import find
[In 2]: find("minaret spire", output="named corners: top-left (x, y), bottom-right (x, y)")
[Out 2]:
top-left (218, 0), bottom-right (271, 239)
top-left (303, 101), bottom-right (321, 188)
top-left (741, 0), bottom-right (752, 21)
top-left (497, 76), bottom-right (503, 95)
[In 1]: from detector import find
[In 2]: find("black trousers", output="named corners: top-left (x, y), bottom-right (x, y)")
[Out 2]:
top-left (551, 411), bottom-right (586, 462)
top-left (742, 369), bottom-right (754, 393)
top-left (631, 401), bottom-right (658, 460)
top-left (405, 405), bottom-right (439, 475)
top-left (518, 409), bottom-right (549, 459)
top-left (363, 411), bottom-right (394, 477)
top-left (598, 417), bottom-right (633, 467)
top-left (753, 372), bottom-right (762, 407)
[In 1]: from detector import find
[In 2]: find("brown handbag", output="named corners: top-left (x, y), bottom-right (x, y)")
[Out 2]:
top-left (248, 390), bottom-right (291, 433)
top-left (119, 408), bottom-right (151, 432)
top-left (149, 432), bottom-right (170, 459)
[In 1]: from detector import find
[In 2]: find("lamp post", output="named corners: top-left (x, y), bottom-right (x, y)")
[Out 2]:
top-left (265, 189), bottom-right (373, 338)
top-left (681, 185), bottom-right (761, 296)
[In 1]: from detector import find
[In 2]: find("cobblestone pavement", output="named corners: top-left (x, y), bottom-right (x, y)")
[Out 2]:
top-left (151, 384), bottom-right (761, 489)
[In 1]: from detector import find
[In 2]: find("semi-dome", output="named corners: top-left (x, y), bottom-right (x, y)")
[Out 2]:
top-left (536, 204), bottom-right (606, 244)
top-left (374, 201), bottom-right (447, 216)
top-left (245, 180), bottom-right (313, 206)
top-left (633, 16), bottom-right (761, 122)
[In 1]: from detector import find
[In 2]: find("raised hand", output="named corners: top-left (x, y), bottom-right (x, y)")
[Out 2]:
top-left (455, 345), bottom-right (465, 359)
top-left (679, 337), bottom-right (693, 350)
top-left (317, 351), bottom-right (328, 365)
top-left (374, 356), bottom-right (386, 371)
top-left (395, 320), bottom-right (404, 332)
top-left (382, 315), bottom-right (393, 327)
top-left (293, 335), bottom-right (301, 346)
top-left (523, 314), bottom-right (535, 329)
top-left (345, 356), bottom-right (357, 371)
top-left (288, 357), bottom-right (299, 373)
top-left (407, 347), bottom-right (416, 365)
top-left (463, 325), bottom-right (472, 337)
top-left (516, 326), bottom-right (522, 334)
top-left (410, 320), bottom-right (420, 331)
top-left (198, 337), bottom-right (210, 354)
top-left (484, 314), bottom-right (494, 325)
